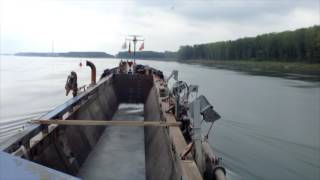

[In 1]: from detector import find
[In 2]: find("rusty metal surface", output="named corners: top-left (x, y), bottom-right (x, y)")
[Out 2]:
top-left (153, 76), bottom-right (203, 180)
top-left (144, 86), bottom-right (181, 180)
top-left (113, 74), bottom-right (153, 103)
top-left (2, 68), bottom-right (204, 180)
top-left (86, 61), bottom-right (96, 85)
top-left (4, 74), bottom-right (119, 176)
top-left (1, 76), bottom-right (111, 153)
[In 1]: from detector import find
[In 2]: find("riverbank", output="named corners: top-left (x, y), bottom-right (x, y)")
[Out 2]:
top-left (178, 60), bottom-right (320, 76)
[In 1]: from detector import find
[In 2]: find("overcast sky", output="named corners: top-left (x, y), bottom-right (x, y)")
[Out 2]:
top-left (0, 0), bottom-right (319, 54)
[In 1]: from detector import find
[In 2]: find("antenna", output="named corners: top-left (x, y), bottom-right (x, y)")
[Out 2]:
top-left (124, 35), bottom-right (144, 62)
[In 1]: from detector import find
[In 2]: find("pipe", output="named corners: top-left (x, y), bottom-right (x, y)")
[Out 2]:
top-left (202, 141), bottom-right (218, 164)
top-left (86, 61), bottom-right (96, 85)
top-left (213, 167), bottom-right (227, 180)
top-left (202, 141), bottom-right (227, 180)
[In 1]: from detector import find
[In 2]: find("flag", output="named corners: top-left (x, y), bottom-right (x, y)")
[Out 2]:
top-left (139, 42), bottom-right (144, 51)
top-left (122, 41), bottom-right (127, 49)
top-left (128, 42), bottom-right (131, 54)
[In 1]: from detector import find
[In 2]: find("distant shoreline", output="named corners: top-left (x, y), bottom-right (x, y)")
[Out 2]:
top-left (14, 51), bottom-right (114, 58)
top-left (178, 59), bottom-right (320, 76)
top-left (3, 54), bottom-right (319, 76)
top-left (5, 52), bottom-right (176, 61)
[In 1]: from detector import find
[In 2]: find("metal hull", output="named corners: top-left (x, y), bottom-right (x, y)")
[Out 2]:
top-left (1, 66), bottom-right (224, 180)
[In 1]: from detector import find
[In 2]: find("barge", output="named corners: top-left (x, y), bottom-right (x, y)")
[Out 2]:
top-left (0, 37), bottom-right (226, 180)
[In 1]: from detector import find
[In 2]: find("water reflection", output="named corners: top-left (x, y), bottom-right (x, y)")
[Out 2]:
top-left (181, 61), bottom-right (320, 82)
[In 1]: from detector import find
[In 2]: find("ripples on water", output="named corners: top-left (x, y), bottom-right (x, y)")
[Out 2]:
top-left (0, 56), bottom-right (319, 180)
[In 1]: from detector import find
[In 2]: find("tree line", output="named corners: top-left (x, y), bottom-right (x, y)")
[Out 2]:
top-left (177, 26), bottom-right (320, 63)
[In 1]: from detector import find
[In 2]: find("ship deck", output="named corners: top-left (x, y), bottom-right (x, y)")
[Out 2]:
top-left (1, 72), bottom-right (205, 180)
top-left (78, 104), bottom-right (146, 180)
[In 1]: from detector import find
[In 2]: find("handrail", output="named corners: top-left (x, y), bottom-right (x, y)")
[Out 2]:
top-left (30, 120), bottom-right (181, 127)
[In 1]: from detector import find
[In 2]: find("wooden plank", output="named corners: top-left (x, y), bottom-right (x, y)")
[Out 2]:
top-left (182, 160), bottom-right (203, 179)
top-left (30, 120), bottom-right (181, 127)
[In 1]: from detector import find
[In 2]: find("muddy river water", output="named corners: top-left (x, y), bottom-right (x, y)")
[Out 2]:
top-left (0, 56), bottom-right (319, 180)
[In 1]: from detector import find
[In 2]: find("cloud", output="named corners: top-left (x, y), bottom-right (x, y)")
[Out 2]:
top-left (176, 0), bottom-right (316, 22)
top-left (0, 0), bottom-right (319, 54)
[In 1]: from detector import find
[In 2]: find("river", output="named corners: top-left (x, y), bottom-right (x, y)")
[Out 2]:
top-left (0, 55), bottom-right (319, 180)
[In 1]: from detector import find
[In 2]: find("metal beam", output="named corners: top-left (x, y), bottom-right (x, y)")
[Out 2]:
top-left (30, 120), bottom-right (181, 127)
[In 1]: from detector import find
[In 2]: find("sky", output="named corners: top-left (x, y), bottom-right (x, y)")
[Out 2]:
top-left (0, 0), bottom-right (319, 55)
